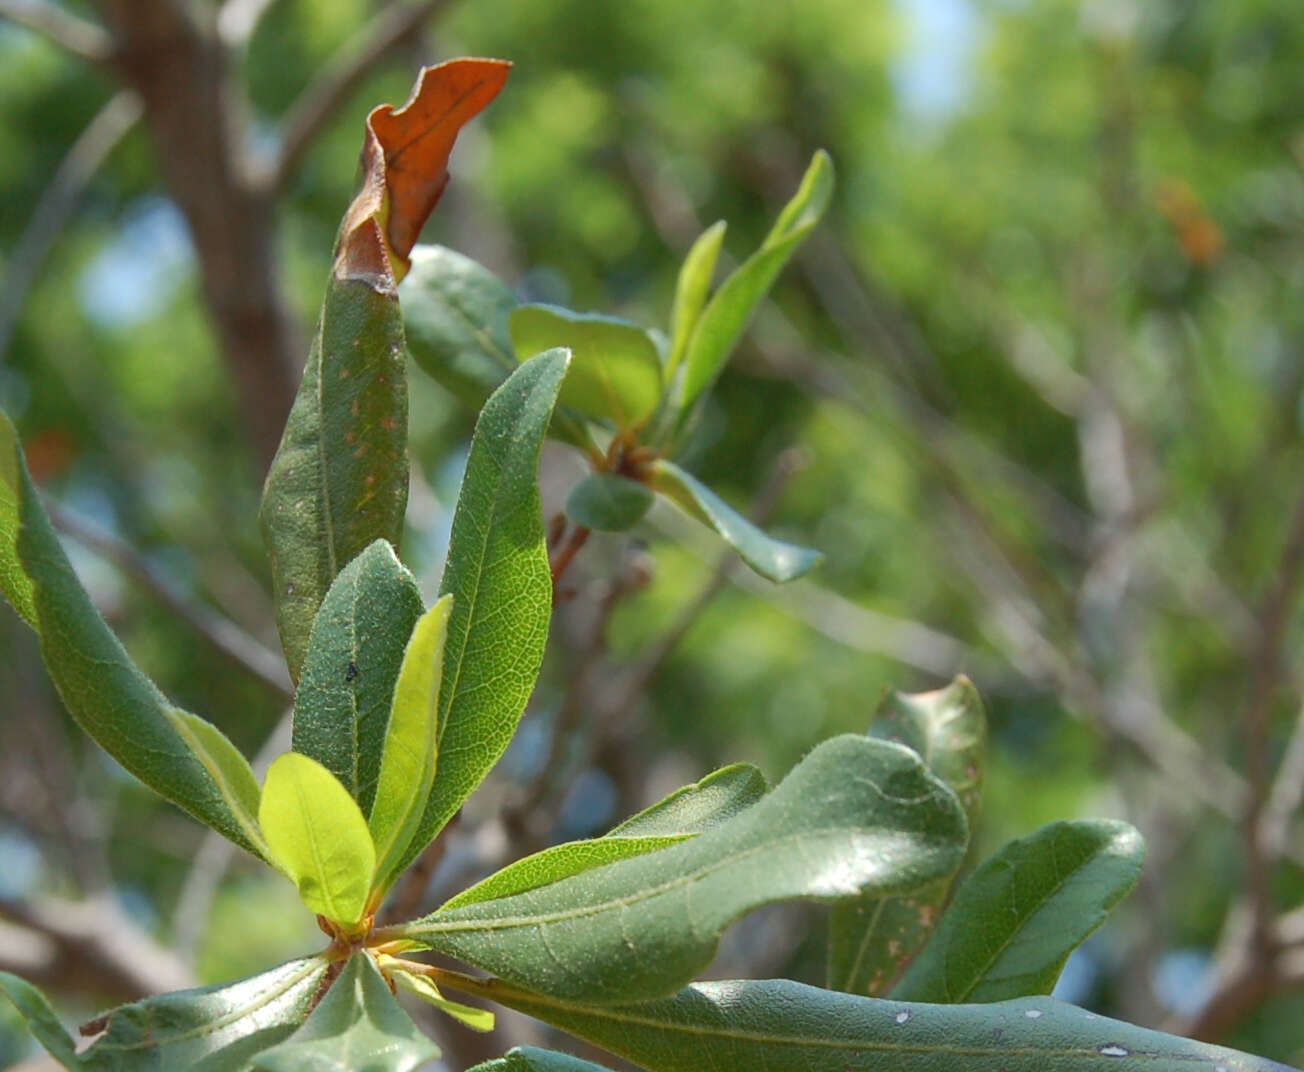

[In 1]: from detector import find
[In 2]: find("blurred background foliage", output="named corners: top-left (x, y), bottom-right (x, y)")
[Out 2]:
top-left (2, 0), bottom-right (1304, 1067)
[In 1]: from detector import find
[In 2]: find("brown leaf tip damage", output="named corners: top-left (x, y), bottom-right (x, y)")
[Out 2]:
top-left (334, 58), bottom-right (511, 289)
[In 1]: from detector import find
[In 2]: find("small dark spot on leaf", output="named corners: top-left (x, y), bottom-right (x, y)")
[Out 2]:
top-left (346, 661), bottom-right (358, 682)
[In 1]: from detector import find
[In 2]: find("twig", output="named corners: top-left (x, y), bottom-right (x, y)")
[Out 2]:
top-left (1261, 702), bottom-right (1304, 861)
top-left (264, 0), bottom-right (453, 194)
top-left (0, 90), bottom-right (141, 360)
top-left (549, 522), bottom-right (591, 596)
top-left (44, 495), bottom-right (293, 700)
top-left (0, 0), bottom-right (113, 62)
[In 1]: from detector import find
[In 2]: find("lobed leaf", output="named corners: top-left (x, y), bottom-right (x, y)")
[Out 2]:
top-left (396, 348), bottom-right (571, 873)
top-left (651, 458), bottom-right (821, 583)
top-left (253, 955), bottom-right (438, 1072)
top-left (466, 976), bottom-right (1293, 1072)
top-left (259, 753), bottom-right (375, 926)
top-left (666, 220), bottom-right (727, 377)
top-left (393, 736), bottom-right (967, 1004)
top-left (829, 677), bottom-right (986, 996)
top-left (510, 304), bottom-right (662, 428)
top-left (893, 820), bottom-right (1145, 1004)
top-left (564, 472), bottom-right (654, 532)
top-left (468, 1047), bottom-right (617, 1072)
top-left (0, 959), bottom-right (328, 1071)
top-left (369, 594), bottom-right (453, 894)
top-left (260, 61), bottom-right (507, 682)
top-left (0, 412), bottom-right (265, 856)
top-left (292, 540), bottom-right (423, 814)
top-left (440, 763), bottom-right (768, 911)
top-left (675, 149), bottom-right (833, 409)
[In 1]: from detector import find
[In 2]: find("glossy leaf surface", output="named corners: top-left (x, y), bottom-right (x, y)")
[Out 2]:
top-left (470, 977), bottom-right (1292, 1072)
top-left (440, 763), bottom-right (768, 910)
top-left (259, 753), bottom-right (375, 925)
top-left (469, 1048), bottom-right (616, 1072)
top-left (0, 412), bottom-right (264, 855)
top-left (676, 149), bottom-right (834, 408)
top-left (253, 955), bottom-right (438, 1072)
top-left (292, 540), bottom-right (423, 814)
top-left (564, 472), bottom-right (654, 532)
top-left (829, 677), bottom-right (986, 995)
top-left (398, 349), bottom-right (570, 872)
top-left (369, 594), bottom-right (452, 892)
top-left (666, 220), bottom-right (727, 376)
top-left (260, 61), bottom-right (506, 681)
top-left (401, 243), bottom-right (518, 409)
top-left (396, 736), bottom-right (967, 1003)
top-left (510, 304), bottom-right (662, 427)
top-left (0, 959), bottom-right (327, 1071)
top-left (893, 820), bottom-right (1145, 1004)
top-left (652, 458), bottom-right (820, 582)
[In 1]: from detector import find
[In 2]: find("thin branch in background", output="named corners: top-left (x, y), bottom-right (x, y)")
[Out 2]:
top-left (263, 0), bottom-right (453, 194)
top-left (1261, 702), bottom-right (1304, 862)
top-left (216, 0), bottom-right (281, 48)
top-left (43, 495), bottom-right (293, 700)
top-left (0, 90), bottom-right (141, 360)
top-left (0, 0), bottom-right (113, 63)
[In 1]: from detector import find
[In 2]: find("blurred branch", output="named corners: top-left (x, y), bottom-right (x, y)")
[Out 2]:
top-left (1261, 702), bottom-right (1304, 861)
top-left (0, 90), bottom-right (141, 360)
top-left (0, 895), bottom-right (193, 1001)
top-left (264, 0), bottom-right (453, 194)
top-left (0, 0), bottom-right (112, 63)
top-left (44, 495), bottom-right (293, 700)
top-left (216, 0), bottom-right (280, 47)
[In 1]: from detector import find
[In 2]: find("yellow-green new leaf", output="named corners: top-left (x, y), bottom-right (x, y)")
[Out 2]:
top-left (675, 150), bottom-right (833, 409)
top-left (370, 595), bottom-right (453, 893)
top-left (260, 753), bottom-right (375, 926)
top-left (666, 220), bottom-right (726, 376)
top-left (388, 967), bottom-right (495, 1033)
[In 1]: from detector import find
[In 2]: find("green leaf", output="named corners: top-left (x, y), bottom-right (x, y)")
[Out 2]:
top-left (666, 220), bottom-right (727, 377)
top-left (675, 149), bottom-right (833, 408)
top-left (253, 955), bottom-right (438, 1072)
top-left (259, 753), bottom-right (376, 926)
top-left (387, 965), bottom-right (495, 1032)
top-left (259, 265), bottom-right (408, 685)
top-left (292, 540), bottom-right (423, 816)
top-left (369, 594), bottom-right (453, 893)
top-left (829, 676), bottom-right (986, 996)
top-left (440, 763), bottom-right (768, 911)
top-left (564, 472), bottom-right (654, 532)
top-left (893, 819), bottom-right (1145, 1004)
top-left (510, 305), bottom-right (662, 428)
top-left (11, 958), bottom-right (329, 1071)
top-left (393, 736), bottom-right (966, 1003)
top-left (609, 762), bottom-right (768, 835)
top-left (0, 971), bottom-right (79, 1068)
top-left (401, 244), bottom-right (519, 409)
top-left (651, 458), bottom-right (820, 583)
top-left (397, 348), bottom-right (570, 873)
top-left (0, 411), bottom-right (265, 856)
top-left (465, 976), bottom-right (1293, 1072)
top-left (469, 1047), bottom-right (617, 1072)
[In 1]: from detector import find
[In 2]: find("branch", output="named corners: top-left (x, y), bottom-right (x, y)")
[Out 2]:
top-left (0, 895), bottom-right (192, 1001)
top-left (44, 495), bottom-right (293, 700)
top-left (264, 0), bottom-right (452, 194)
top-left (0, 0), bottom-right (112, 62)
top-left (216, 0), bottom-right (280, 47)
top-left (0, 90), bottom-right (141, 360)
